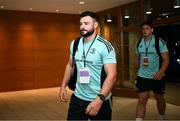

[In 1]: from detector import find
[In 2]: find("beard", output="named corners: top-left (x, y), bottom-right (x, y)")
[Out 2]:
top-left (80, 29), bottom-right (94, 38)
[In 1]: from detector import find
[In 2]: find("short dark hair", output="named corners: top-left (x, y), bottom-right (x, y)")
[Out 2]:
top-left (80, 11), bottom-right (98, 22)
top-left (141, 20), bottom-right (153, 28)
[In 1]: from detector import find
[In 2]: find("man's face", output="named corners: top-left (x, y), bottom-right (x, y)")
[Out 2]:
top-left (80, 16), bottom-right (97, 37)
top-left (141, 25), bottom-right (153, 37)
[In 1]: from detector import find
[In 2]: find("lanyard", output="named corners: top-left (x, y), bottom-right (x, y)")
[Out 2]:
top-left (144, 37), bottom-right (152, 56)
top-left (83, 35), bottom-right (97, 67)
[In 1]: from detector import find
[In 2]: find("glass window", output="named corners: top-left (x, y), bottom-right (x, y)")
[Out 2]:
top-left (112, 31), bottom-right (139, 89)
top-left (121, 2), bottom-right (141, 27)
top-left (144, 0), bottom-right (180, 20)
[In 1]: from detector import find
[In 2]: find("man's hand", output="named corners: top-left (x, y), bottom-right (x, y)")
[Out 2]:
top-left (85, 97), bottom-right (103, 116)
top-left (153, 70), bottom-right (164, 80)
top-left (59, 87), bottom-right (68, 102)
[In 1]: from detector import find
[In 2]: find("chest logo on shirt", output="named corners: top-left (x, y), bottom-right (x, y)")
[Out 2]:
top-left (89, 48), bottom-right (96, 54)
top-left (82, 55), bottom-right (85, 59)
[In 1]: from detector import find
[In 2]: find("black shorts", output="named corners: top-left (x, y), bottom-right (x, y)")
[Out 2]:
top-left (67, 94), bottom-right (112, 121)
top-left (135, 76), bottom-right (166, 94)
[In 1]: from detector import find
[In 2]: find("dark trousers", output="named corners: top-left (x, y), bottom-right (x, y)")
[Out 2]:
top-left (67, 94), bottom-right (112, 121)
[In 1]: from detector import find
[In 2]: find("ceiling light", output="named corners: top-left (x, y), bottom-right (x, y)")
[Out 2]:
top-left (79, 1), bottom-right (85, 5)
top-left (146, 11), bottom-right (152, 14)
top-left (0, 6), bottom-right (4, 9)
top-left (106, 14), bottom-right (112, 23)
top-left (174, 0), bottom-right (180, 8)
top-left (161, 13), bottom-right (169, 16)
top-left (174, 5), bottom-right (180, 8)
top-left (124, 15), bottom-right (130, 19)
top-left (124, 10), bottom-right (130, 19)
top-left (56, 9), bottom-right (59, 12)
top-left (29, 8), bottom-right (32, 10)
top-left (107, 19), bottom-right (112, 23)
top-left (145, 0), bottom-right (153, 15)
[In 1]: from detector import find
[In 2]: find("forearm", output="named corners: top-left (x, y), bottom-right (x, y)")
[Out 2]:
top-left (153, 52), bottom-right (169, 80)
top-left (135, 55), bottom-right (140, 76)
top-left (100, 74), bottom-right (116, 97)
top-left (160, 52), bottom-right (169, 73)
top-left (135, 61), bottom-right (139, 74)
top-left (61, 63), bottom-right (74, 88)
top-left (160, 59), bottom-right (169, 74)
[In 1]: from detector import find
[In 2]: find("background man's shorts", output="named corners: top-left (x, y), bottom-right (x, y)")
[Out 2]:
top-left (135, 76), bottom-right (166, 94)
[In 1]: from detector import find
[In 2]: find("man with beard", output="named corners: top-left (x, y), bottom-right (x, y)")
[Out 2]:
top-left (59, 11), bottom-right (117, 120)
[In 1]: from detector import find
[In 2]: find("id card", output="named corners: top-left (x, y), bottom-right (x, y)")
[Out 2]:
top-left (143, 56), bottom-right (149, 66)
top-left (79, 68), bottom-right (90, 84)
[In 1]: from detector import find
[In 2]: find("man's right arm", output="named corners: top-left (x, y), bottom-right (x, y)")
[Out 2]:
top-left (59, 57), bottom-right (74, 102)
top-left (134, 54), bottom-right (140, 79)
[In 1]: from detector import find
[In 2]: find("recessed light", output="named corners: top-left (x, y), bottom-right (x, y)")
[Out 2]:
top-left (29, 8), bottom-right (32, 10)
top-left (106, 14), bottom-right (112, 23)
top-left (124, 15), bottom-right (130, 19)
top-left (79, 1), bottom-right (85, 5)
top-left (174, 0), bottom-right (180, 9)
top-left (146, 11), bottom-right (152, 14)
top-left (0, 6), bottom-right (4, 9)
top-left (174, 5), bottom-right (180, 8)
top-left (56, 9), bottom-right (59, 12)
top-left (107, 19), bottom-right (112, 23)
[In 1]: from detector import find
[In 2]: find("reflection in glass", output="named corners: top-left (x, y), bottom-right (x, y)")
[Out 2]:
top-left (113, 32), bottom-right (139, 89)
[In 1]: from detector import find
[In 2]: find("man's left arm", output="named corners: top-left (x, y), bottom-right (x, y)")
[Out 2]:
top-left (160, 52), bottom-right (169, 74)
top-left (154, 52), bottom-right (169, 80)
top-left (99, 63), bottom-right (117, 96)
top-left (85, 63), bottom-right (117, 116)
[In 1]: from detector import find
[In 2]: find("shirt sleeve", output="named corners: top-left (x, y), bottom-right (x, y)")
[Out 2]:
top-left (159, 38), bottom-right (168, 53)
top-left (102, 42), bottom-right (117, 64)
top-left (70, 40), bottom-right (75, 59)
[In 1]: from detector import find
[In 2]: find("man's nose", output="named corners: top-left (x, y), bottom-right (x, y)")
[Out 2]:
top-left (80, 23), bottom-right (85, 28)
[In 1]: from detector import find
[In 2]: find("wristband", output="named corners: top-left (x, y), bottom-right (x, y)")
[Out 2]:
top-left (98, 94), bottom-right (106, 101)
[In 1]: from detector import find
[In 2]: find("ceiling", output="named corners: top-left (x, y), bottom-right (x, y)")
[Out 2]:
top-left (145, 0), bottom-right (180, 20)
top-left (0, 0), bottom-right (136, 14)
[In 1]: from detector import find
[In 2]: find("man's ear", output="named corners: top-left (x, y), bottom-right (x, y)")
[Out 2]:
top-left (94, 22), bottom-right (98, 29)
top-left (151, 28), bottom-right (154, 33)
